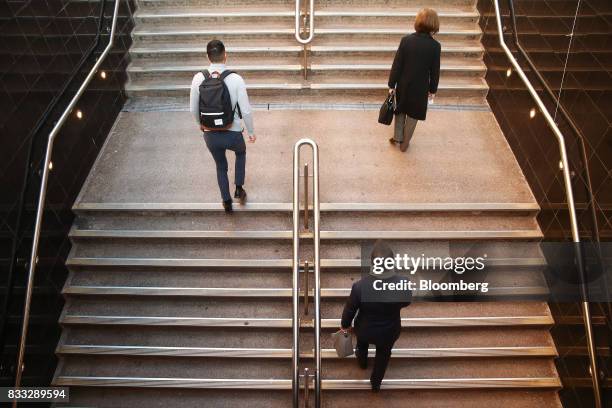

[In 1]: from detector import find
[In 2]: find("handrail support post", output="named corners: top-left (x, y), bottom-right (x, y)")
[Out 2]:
top-left (304, 261), bottom-right (309, 315)
top-left (304, 163), bottom-right (309, 230)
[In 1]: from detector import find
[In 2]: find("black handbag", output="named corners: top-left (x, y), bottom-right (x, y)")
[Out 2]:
top-left (378, 93), bottom-right (395, 125)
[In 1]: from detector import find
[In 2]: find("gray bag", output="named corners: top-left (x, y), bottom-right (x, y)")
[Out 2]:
top-left (331, 329), bottom-right (354, 358)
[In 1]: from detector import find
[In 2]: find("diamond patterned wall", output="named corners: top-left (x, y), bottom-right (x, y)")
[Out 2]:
top-left (0, 0), bottom-right (135, 387)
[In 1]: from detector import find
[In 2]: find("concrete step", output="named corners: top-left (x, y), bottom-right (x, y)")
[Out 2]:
top-left (53, 374), bottom-right (560, 390)
top-left (57, 344), bottom-right (557, 359)
top-left (59, 314), bottom-right (554, 329)
top-left (127, 59), bottom-right (486, 75)
top-left (52, 354), bottom-right (558, 381)
top-left (126, 61), bottom-right (486, 83)
top-left (129, 42), bottom-right (484, 61)
top-left (131, 26), bottom-right (482, 46)
top-left (126, 78), bottom-right (488, 106)
top-left (66, 254), bottom-right (547, 270)
top-left (125, 76), bottom-right (488, 105)
top-left (67, 235), bottom-right (545, 264)
top-left (60, 297), bottom-right (553, 326)
top-left (60, 325), bottom-right (554, 350)
top-left (70, 205), bottom-right (538, 233)
top-left (309, 61), bottom-right (486, 80)
top-left (322, 390), bottom-right (562, 408)
top-left (62, 268), bottom-right (549, 299)
top-left (55, 388), bottom-right (562, 408)
top-left (55, 387), bottom-right (292, 408)
top-left (63, 262), bottom-right (545, 288)
top-left (323, 357), bottom-right (559, 379)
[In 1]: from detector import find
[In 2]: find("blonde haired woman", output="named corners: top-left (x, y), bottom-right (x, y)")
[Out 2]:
top-left (388, 8), bottom-right (441, 152)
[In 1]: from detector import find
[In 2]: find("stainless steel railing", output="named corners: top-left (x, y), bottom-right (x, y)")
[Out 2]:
top-left (12, 0), bottom-right (122, 401)
top-left (295, 0), bottom-right (314, 79)
top-left (292, 139), bottom-right (321, 408)
top-left (492, 1), bottom-right (602, 407)
top-left (295, 0), bottom-right (314, 44)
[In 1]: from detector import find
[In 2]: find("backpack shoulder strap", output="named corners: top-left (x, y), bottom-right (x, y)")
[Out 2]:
top-left (219, 70), bottom-right (235, 80)
top-left (202, 70), bottom-right (211, 80)
top-left (218, 70), bottom-right (243, 119)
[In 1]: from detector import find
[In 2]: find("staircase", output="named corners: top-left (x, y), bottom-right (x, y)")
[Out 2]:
top-left (125, 0), bottom-right (488, 108)
top-left (53, 202), bottom-right (562, 407)
top-left (51, 0), bottom-right (564, 406)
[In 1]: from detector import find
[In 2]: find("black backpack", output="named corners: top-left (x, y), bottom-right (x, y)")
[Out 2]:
top-left (198, 70), bottom-right (241, 130)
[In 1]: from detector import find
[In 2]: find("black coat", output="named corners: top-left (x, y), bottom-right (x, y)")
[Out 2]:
top-left (341, 276), bottom-right (411, 345)
top-left (388, 32), bottom-right (441, 120)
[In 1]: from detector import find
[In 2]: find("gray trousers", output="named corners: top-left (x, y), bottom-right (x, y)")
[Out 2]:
top-left (393, 113), bottom-right (418, 152)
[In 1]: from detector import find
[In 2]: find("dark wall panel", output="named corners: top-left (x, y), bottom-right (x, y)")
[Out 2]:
top-left (0, 0), bottom-right (135, 388)
top-left (478, 1), bottom-right (611, 406)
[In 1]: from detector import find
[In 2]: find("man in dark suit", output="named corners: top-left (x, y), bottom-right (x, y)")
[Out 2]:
top-left (340, 241), bottom-right (412, 392)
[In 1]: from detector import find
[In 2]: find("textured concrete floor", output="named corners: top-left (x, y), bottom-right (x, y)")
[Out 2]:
top-left (76, 109), bottom-right (536, 205)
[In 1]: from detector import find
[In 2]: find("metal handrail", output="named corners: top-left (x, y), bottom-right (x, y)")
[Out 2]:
top-left (0, 0), bottom-right (108, 359)
top-left (505, 0), bottom-right (611, 330)
top-left (295, 0), bottom-right (314, 44)
top-left (492, 1), bottom-right (602, 407)
top-left (12, 0), bottom-right (122, 397)
top-left (505, 0), bottom-right (600, 244)
top-left (292, 139), bottom-right (321, 408)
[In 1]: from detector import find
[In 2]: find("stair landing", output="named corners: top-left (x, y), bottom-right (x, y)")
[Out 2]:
top-left (75, 109), bottom-right (535, 206)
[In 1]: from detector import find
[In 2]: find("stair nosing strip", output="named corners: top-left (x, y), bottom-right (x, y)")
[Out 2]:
top-left (134, 11), bottom-right (479, 19)
top-left (129, 45), bottom-right (484, 54)
top-left (65, 257), bottom-right (547, 268)
top-left (66, 257), bottom-right (295, 268)
top-left (131, 46), bottom-right (304, 53)
top-left (53, 376), bottom-right (291, 389)
top-left (56, 344), bottom-right (558, 358)
top-left (322, 377), bottom-right (561, 389)
top-left (69, 229), bottom-right (542, 240)
top-left (136, 11), bottom-right (295, 18)
top-left (124, 83), bottom-right (488, 91)
top-left (72, 202), bottom-right (540, 212)
top-left (52, 376), bottom-right (560, 389)
top-left (60, 315), bottom-right (554, 328)
top-left (132, 28), bottom-right (481, 36)
top-left (133, 29), bottom-right (295, 35)
top-left (61, 285), bottom-right (550, 298)
top-left (127, 64), bottom-right (486, 73)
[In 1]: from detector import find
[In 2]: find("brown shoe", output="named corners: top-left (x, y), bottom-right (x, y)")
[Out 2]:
top-left (234, 187), bottom-right (247, 205)
top-left (389, 138), bottom-right (399, 145)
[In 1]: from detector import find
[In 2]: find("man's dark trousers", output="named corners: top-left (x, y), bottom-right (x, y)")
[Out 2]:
top-left (356, 336), bottom-right (397, 387)
top-left (203, 130), bottom-right (246, 201)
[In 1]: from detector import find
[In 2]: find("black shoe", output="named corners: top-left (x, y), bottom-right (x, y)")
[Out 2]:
top-left (371, 383), bottom-right (381, 393)
top-left (234, 186), bottom-right (247, 205)
top-left (355, 350), bottom-right (368, 369)
top-left (223, 199), bottom-right (233, 213)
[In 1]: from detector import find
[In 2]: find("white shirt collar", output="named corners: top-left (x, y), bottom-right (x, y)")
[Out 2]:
top-left (208, 63), bottom-right (227, 74)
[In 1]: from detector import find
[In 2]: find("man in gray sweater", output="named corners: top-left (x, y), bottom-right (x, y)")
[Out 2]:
top-left (189, 39), bottom-right (256, 213)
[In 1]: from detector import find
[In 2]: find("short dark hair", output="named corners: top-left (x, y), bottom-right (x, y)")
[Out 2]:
top-left (207, 39), bottom-right (225, 63)
top-left (370, 240), bottom-right (394, 264)
top-left (415, 8), bottom-right (439, 34)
